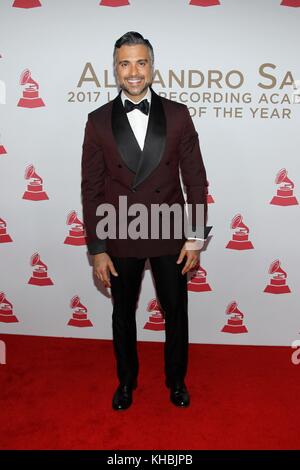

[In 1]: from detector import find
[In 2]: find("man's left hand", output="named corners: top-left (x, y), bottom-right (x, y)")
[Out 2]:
top-left (176, 240), bottom-right (204, 275)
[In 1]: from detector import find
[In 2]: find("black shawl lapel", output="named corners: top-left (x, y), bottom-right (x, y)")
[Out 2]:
top-left (111, 87), bottom-right (167, 189)
top-left (111, 91), bottom-right (142, 173)
top-left (132, 87), bottom-right (166, 189)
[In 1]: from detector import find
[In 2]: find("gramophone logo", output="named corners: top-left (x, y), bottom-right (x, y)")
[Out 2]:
top-left (189, 0), bottom-right (220, 5)
top-left (281, 0), bottom-right (300, 7)
top-left (12, 0), bottom-right (42, 8)
top-left (264, 259), bottom-right (291, 294)
top-left (68, 295), bottom-right (93, 328)
top-left (22, 164), bottom-right (49, 201)
top-left (0, 217), bottom-right (13, 243)
top-left (99, 0), bottom-right (129, 6)
top-left (188, 262), bottom-right (212, 292)
top-left (144, 298), bottom-right (165, 331)
top-left (270, 168), bottom-right (298, 206)
top-left (18, 69), bottom-right (45, 108)
top-left (0, 292), bottom-right (19, 323)
top-left (226, 214), bottom-right (254, 250)
top-left (28, 252), bottom-right (54, 286)
top-left (221, 301), bottom-right (248, 334)
top-left (64, 211), bottom-right (86, 246)
top-left (206, 180), bottom-right (214, 204)
top-left (0, 134), bottom-right (7, 155)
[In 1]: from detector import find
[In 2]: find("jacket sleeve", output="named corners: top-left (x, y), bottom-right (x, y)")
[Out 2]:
top-left (179, 105), bottom-right (209, 240)
top-left (81, 115), bottom-right (107, 255)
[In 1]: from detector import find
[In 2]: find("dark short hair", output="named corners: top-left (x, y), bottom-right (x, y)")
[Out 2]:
top-left (113, 31), bottom-right (154, 70)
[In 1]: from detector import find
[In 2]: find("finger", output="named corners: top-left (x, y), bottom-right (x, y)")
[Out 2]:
top-left (102, 267), bottom-right (111, 288)
top-left (176, 249), bottom-right (186, 264)
top-left (181, 263), bottom-right (190, 274)
top-left (188, 262), bottom-right (196, 272)
top-left (97, 272), bottom-right (107, 287)
top-left (94, 269), bottom-right (101, 281)
top-left (182, 258), bottom-right (196, 274)
top-left (108, 261), bottom-right (118, 277)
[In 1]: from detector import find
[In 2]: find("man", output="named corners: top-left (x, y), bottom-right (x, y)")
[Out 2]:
top-left (81, 32), bottom-right (209, 410)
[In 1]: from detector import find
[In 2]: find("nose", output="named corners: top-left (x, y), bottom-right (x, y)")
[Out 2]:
top-left (129, 63), bottom-right (138, 76)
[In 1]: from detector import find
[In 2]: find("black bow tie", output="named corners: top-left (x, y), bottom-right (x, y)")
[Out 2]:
top-left (124, 98), bottom-right (149, 115)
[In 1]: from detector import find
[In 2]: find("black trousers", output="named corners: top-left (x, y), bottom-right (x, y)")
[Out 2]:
top-left (110, 253), bottom-right (188, 387)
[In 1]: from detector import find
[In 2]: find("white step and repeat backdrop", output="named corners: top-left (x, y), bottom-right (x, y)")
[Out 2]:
top-left (0, 0), bottom-right (299, 346)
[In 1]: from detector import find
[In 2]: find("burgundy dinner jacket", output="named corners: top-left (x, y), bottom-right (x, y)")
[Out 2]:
top-left (81, 86), bottom-right (208, 258)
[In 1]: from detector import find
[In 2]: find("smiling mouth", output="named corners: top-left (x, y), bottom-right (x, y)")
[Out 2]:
top-left (127, 78), bottom-right (143, 85)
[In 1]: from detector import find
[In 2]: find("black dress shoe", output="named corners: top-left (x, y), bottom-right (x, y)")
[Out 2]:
top-left (168, 382), bottom-right (190, 407)
top-left (112, 382), bottom-right (137, 411)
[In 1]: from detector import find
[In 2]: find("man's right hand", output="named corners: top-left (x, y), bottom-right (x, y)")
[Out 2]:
top-left (93, 253), bottom-right (118, 288)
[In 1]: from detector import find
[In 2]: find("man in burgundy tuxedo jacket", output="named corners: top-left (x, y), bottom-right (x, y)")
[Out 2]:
top-left (81, 32), bottom-right (209, 410)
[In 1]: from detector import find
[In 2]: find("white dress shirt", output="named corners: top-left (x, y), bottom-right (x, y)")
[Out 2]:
top-left (121, 87), bottom-right (151, 151)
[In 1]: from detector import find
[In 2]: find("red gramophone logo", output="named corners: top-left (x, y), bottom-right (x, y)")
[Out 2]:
top-left (144, 298), bottom-right (165, 331)
top-left (68, 295), bottom-right (93, 327)
top-left (0, 292), bottom-right (19, 323)
top-left (12, 0), bottom-right (41, 8)
top-left (264, 259), bottom-right (291, 294)
top-left (99, 0), bottom-right (129, 6)
top-left (226, 214), bottom-right (254, 250)
top-left (206, 180), bottom-right (214, 204)
top-left (281, 0), bottom-right (300, 7)
top-left (18, 69), bottom-right (45, 108)
top-left (0, 134), bottom-right (7, 156)
top-left (0, 218), bottom-right (13, 243)
top-left (188, 262), bottom-right (212, 292)
top-left (28, 252), bottom-right (54, 286)
top-left (189, 0), bottom-right (220, 5)
top-left (270, 168), bottom-right (298, 206)
top-left (221, 301), bottom-right (248, 334)
top-left (22, 164), bottom-right (49, 201)
top-left (64, 211), bottom-right (86, 246)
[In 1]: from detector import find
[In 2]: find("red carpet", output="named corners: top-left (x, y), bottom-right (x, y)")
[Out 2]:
top-left (0, 334), bottom-right (299, 450)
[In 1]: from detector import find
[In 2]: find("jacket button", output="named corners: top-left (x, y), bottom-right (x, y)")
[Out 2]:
top-left (132, 188), bottom-right (137, 192)
top-left (155, 189), bottom-right (160, 193)
top-left (118, 164), bottom-right (122, 168)
top-left (165, 161), bottom-right (170, 165)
